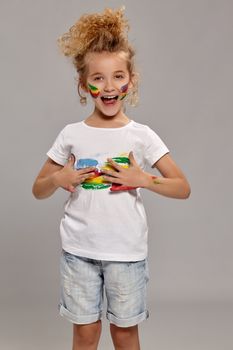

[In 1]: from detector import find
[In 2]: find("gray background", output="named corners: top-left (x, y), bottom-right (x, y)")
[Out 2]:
top-left (1, 0), bottom-right (232, 349)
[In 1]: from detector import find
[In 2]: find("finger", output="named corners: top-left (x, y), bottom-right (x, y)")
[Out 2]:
top-left (79, 172), bottom-right (96, 182)
top-left (101, 175), bottom-right (112, 183)
top-left (78, 167), bottom-right (97, 174)
top-left (101, 169), bottom-right (118, 177)
top-left (83, 171), bottom-right (96, 179)
top-left (86, 172), bottom-right (96, 178)
top-left (107, 158), bottom-right (122, 171)
top-left (103, 175), bottom-right (122, 183)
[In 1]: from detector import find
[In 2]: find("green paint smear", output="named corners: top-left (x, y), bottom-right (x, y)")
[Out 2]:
top-left (119, 94), bottom-right (127, 100)
top-left (81, 183), bottom-right (111, 190)
top-left (111, 157), bottom-right (130, 164)
top-left (88, 83), bottom-right (99, 92)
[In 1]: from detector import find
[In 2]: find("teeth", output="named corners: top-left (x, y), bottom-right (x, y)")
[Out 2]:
top-left (102, 95), bottom-right (118, 99)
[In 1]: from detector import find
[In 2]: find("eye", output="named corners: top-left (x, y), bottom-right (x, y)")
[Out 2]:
top-left (93, 76), bottom-right (103, 81)
top-left (115, 74), bottom-right (124, 79)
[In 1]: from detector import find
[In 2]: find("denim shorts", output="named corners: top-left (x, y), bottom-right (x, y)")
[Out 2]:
top-left (58, 249), bottom-right (150, 328)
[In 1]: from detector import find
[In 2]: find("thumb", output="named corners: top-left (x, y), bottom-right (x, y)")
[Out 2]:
top-left (67, 184), bottom-right (76, 193)
top-left (67, 153), bottom-right (76, 167)
top-left (128, 151), bottom-right (136, 165)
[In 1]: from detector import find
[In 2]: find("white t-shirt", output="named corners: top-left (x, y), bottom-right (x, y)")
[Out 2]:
top-left (47, 119), bottom-right (169, 261)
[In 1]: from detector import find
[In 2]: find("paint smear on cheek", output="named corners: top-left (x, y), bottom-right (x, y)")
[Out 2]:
top-left (119, 83), bottom-right (129, 100)
top-left (88, 83), bottom-right (101, 98)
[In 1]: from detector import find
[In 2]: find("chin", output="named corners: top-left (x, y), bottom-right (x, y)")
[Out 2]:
top-left (94, 98), bottom-right (124, 117)
top-left (97, 106), bottom-right (122, 117)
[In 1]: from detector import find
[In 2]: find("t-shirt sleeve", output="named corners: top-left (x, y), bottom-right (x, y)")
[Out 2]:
top-left (46, 126), bottom-right (70, 166)
top-left (144, 126), bottom-right (170, 167)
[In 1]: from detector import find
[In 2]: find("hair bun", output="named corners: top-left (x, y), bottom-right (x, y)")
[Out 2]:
top-left (57, 6), bottom-right (129, 57)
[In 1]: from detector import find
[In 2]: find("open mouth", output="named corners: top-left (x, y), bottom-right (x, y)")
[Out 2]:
top-left (101, 95), bottom-right (119, 105)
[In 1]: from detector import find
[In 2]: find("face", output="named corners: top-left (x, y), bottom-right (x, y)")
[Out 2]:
top-left (83, 51), bottom-right (132, 117)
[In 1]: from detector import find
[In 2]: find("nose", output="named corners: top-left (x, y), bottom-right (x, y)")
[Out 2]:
top-left (103, 79), bottom-right (115, 92)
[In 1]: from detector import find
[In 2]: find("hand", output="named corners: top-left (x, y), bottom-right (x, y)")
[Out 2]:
top-left (102, 151), bottom-right (151, 191)
top-left (53, 154), bottom-right (96, 193)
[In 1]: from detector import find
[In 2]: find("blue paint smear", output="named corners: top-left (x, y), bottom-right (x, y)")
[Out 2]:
top-left (75, 158), bottom-right (98, 169)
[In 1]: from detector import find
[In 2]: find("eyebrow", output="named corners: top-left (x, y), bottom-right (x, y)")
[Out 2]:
top-left (90, 72), bottom-right (102, 77)
top-left (90, 70), bottom-right (126, 77)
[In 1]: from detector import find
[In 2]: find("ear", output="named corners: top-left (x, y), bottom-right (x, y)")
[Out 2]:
top-left (79, 78), bottom-right (88, 93)
top-left (128, 72), bottom-right (137, 91)
top-left (128, 80), bottom-right (133, 90)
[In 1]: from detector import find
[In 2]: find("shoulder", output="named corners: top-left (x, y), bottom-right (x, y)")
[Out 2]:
top-left (130, 120), bottom-right (160, 137)
top-left (131, 121), bottom-right (169, 157)
top-left (58, 121), bottom-right (83, 135)
top-left (130, 120), bottom-right (150, 133)
top-left (130, 120), bottom-right (148, 129)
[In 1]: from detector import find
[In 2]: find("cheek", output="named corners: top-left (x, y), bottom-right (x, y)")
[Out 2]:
top-left (87, 83), bottom-right (101, 98)
top-left (90, 90), bottom-right (100, 98)
top-left (119, 83), bottom-right (129, 100)
top-left (120, 83), bottom-right (129, 93)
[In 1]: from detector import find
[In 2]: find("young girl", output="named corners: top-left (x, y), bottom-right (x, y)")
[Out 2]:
top-left (32, 7), bottom-right (191, 350)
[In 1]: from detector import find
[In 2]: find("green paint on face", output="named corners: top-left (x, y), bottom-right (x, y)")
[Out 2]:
top-left (88, 83), bottom-right (99, 91)
top-left (119, 94), bottom-right (127, 100)
top-left (87, 83), bottom-right (100, 98)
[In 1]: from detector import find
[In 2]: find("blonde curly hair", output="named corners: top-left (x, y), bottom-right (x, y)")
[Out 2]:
top-left (57, 7), bottom-right (139, 106)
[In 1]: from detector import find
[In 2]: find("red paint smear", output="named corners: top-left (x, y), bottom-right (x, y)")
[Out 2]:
top-left (90, 91), bottom-right (100, 98)
top-left (110, 183), bottom-right (138, 191)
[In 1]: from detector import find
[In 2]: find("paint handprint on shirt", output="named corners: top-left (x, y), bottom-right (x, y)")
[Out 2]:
top-left (75, 153), bottom-right (131, 190)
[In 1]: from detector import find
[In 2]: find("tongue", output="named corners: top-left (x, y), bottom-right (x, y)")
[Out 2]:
top-left (103, 98), bottom-right (116, 105)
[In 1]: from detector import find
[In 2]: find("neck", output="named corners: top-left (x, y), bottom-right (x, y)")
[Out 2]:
top-left (88, 106), bottom-right (130, 125)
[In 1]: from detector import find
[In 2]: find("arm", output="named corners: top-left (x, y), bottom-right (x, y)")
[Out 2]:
top-left (101, 152), bottom-right (191, 199)
top-left (144, 153), bottom-right (191, 199)
top-left (32, 155), bottom-right (96, 199)
top-left (32, 158), bottom-right (63, 199)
